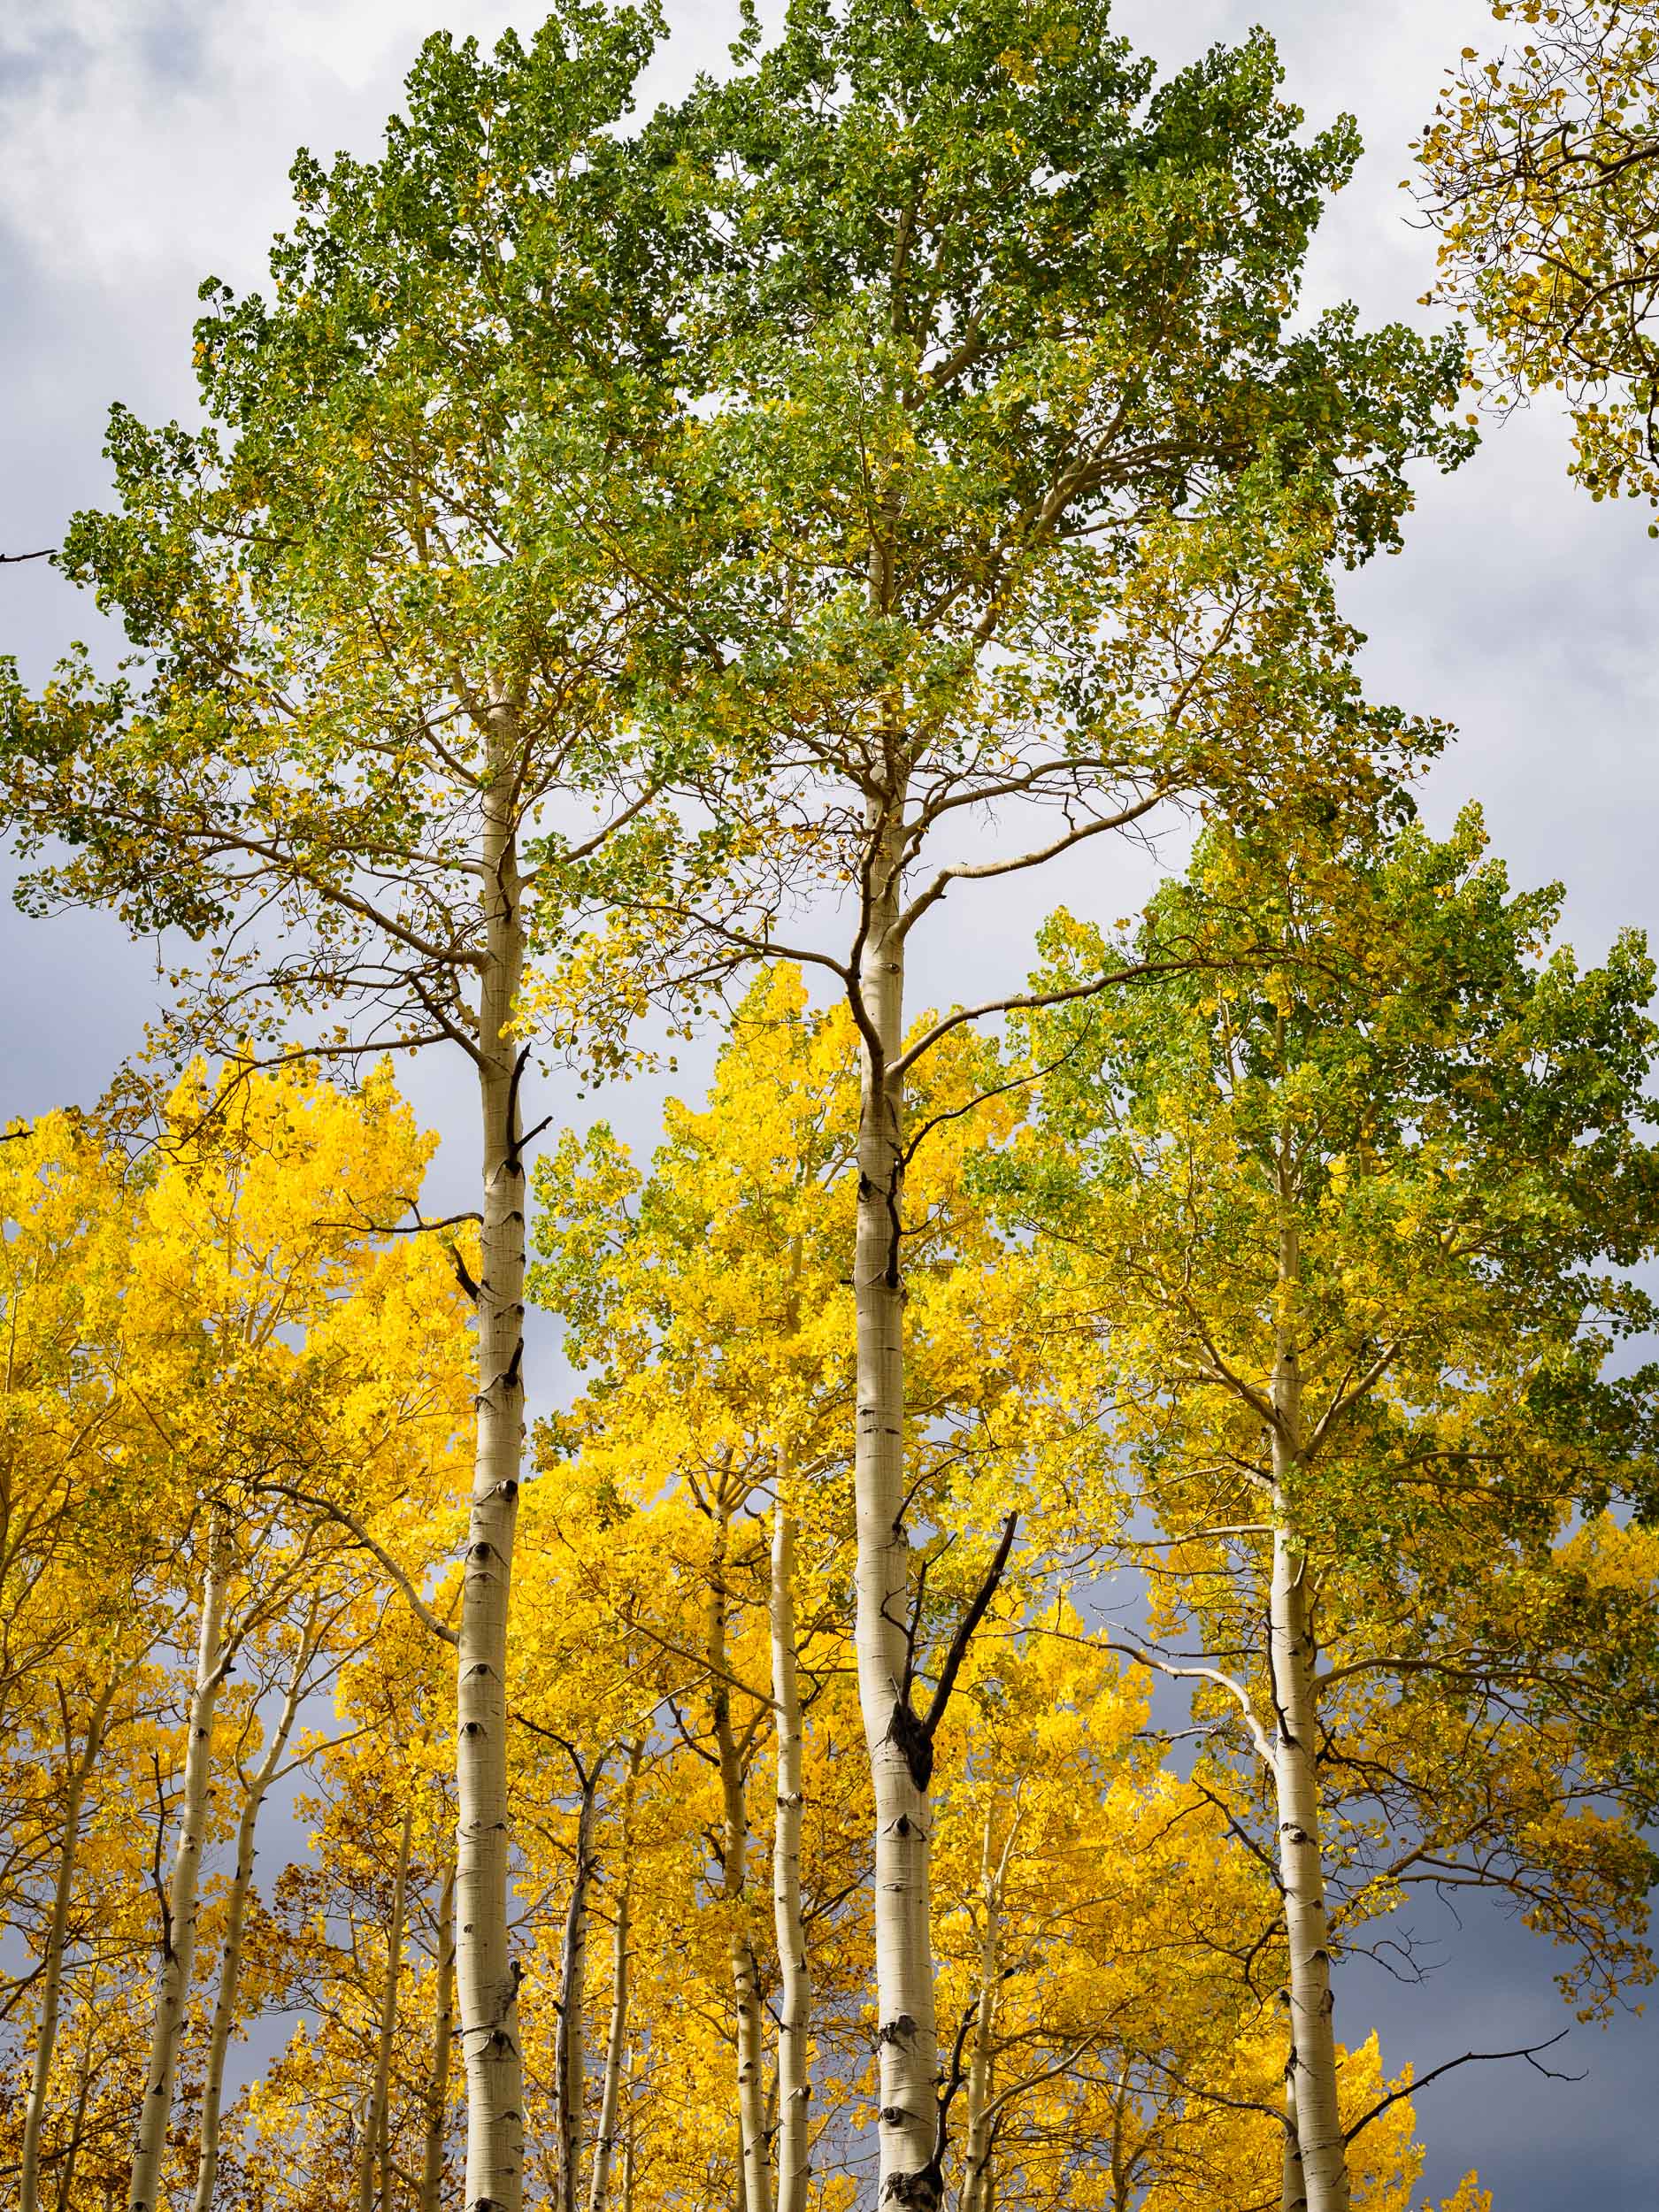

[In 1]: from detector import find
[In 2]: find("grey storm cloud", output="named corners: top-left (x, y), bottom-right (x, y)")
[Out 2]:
top-left (3, 7), bottom-right (1654, 2203)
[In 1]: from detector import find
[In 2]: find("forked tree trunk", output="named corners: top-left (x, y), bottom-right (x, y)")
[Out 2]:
top-left (1270, 1189), bottom-right (1348, 2212)
top-left (356, 1804), bottom-right (412, 2212)
top-left (127, 1517), bottom-right (233, 2212)
top-left (769, 1479), bottom-right (812, 2212)
top-left (851, 809), bottom-right (941, 2207)
top-left (419, 1856), bottom-right (458, 2212)
top-left (457, 710), bottom-right (530, 2212)
top-left (19, 1678), bottom-right (117, 2212)
top-left (190, 1640), bottom-right (312, 2212)
top-left (556, 1763), bottom-right (603, 2212)
top-left (589, 1745), bottom-right (640, 2212)
top-left (707, 1502), bottom-right (772, 2212)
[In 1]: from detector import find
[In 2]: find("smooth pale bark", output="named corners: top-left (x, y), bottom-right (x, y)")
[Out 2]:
top-left (54, 1956), bottom-right (102, 2212)
top-left (420, 1857), bottom-right (458, 2212)
top-left (959, 1809), bottom-right (1017, 2212)
top-left (356, 1804), bottom-right (412, 2212)
top-left (1269, 1188), bottom-right (1348, 2212)
top-left (556, 1762), bottom-right (603, 2212)
top-left (707, 1503), bottom-right (772, 2212)
top-left (588, 1744), bottom-right (640, 2212)
top-left (1282, 2065), bottom-right (1308, 2212)
top-left (127, 1519), bottom-right (233, 2212)
top-left (457, 708), bottom-right (529, 2212)
top-left (189, 1645), bottom-right (312, 2212)
top-left (19, 1678), bottom-right (117, 2212)
top-left (769, 1484), bottom-right (812, 2212)
top-left (851, 810), bottom-right (941, 2207)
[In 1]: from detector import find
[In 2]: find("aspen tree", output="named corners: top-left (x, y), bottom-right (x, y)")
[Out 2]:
top-left (189, 1595), bottom-right (347, 2212)
top-left (16, 1677), bottom-right (119, 2212)
top-left (588, 1743), bottom-right (641, 2212)
top-left (0, 18), bottom-right (715, 2203)
top-left (1418, 2), bottom-right (1659, 517)
top-left (552, 13), bottom-right (1474, 2193)
top-left (355, 1805), bottom-right (412, 2212)
top-left (127, 1514), bottom-right (233, 2212)
top-left (1004, 810), bottom-right (1659, 2206)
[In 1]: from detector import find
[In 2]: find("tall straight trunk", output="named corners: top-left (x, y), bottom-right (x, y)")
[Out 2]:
top-left (54, 1955), bottom-right (102, 2212)
top-left (189, 1646), bottom-right (311, 2212)
top-left (356, 1804), bottom-right (412, 2212)
top-left (127, 1517), bottom-right (232, 2212)
top-left (588, 1745), bottom-right (640, 2212)
top-left (851, 808), bottom-right (940, 2207)
top-left (960, 1807), bottom-right (1015, 2212)
top-left (420, 1858), bottom-right (458, 2212)
top-left (19, 1678), bottom-right (117, 2212)
top-left (769, 1480), bottom-right (812, 2212)
top-left (556, 1763), bottom-right (603, 2212)
top-left (457, 708), bottom-right (529, 2212)
top-left (706, 1501), bottom-right (772, 2212)
top-left (1269, 1179), bottom-right (1348, 2212)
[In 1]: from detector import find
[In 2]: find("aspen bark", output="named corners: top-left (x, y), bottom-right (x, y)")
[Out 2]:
top-left (1282, 2062), bottom-right (1308, 2212)
top-left (851, 809), bottom-right (940, 2207)
top-left (769, 1482), bottom-right (812, 2212)
top-left (127, 1519), bottom-right (232, 2212)
top-left (959, 1808), bottom-right (1012, 2212)
top-left (457, 708), bottom-right (529, 2212)
top-left (1269, 1184), bottom-right (1348, 2212)
top-left (707, 1502), bottom-right (772, 2212)
top-left (589, 1745), bottom-right (640, 2212)
top-left (420, 1856), bottom-right (458, 2212)
top-left (356, 1804), bottom-right (411, 2212)
top-left (556, 1763), bottom-right (603, 2212)
top-left (19, 1680), bottom-right (116, 2212)
top-left (189, 1648), bottom-right (311, 2212)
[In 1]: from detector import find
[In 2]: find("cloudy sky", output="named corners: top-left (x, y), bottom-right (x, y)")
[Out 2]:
top-left (2, 4), bottom-right (1654, 2204)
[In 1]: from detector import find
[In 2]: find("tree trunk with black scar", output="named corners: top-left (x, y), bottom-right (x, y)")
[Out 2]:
top-left (457, 703), bottom-right (529, 2212)
top-left (850, 802), bottom-right (941, 2209)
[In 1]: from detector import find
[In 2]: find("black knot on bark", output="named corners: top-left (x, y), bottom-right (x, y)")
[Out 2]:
top-left (885, 1698), bottom-right (934, 1791)
top-left (883, 2163), bottom-right (943, 2209)
top-left (876, 2015), bottom-right (918, 2050)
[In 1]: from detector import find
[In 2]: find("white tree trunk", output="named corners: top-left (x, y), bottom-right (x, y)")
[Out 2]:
top-left (708, 1504), bottom-right (772, 2212)
top-left (420, 1856), bottom-right (458, 2212)
top-left (127, 1519), bottom-right (232, 2212)
top-left (1282, 2061), bottom-right (1308, 2212)
top-left (588, 1745), bottom-right (640, 2212)
top-left (851, 810), bottom-right (940, 2208)
top-left (19, 1679), bottom-right (116, 2212)
top-left (457, 712), bottom-right (529, 2212)
top-left (959, 1808), bottom-right (1014, 2212)
top-left (770, 1482), bottom-right (812, 2212)
top-left (356, 1803), bottom-right (412, 2212)
top-left (189, 1645), bottom-right (311, 2212)
top-left (1270, 1191), bottom-right (1348, 2212)
top-left (556, 1763), bottom-right (603, 2212)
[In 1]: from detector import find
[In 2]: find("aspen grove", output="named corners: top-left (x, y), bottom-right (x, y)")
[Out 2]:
top-left (1, 6), bottom-right (1657, 2212)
